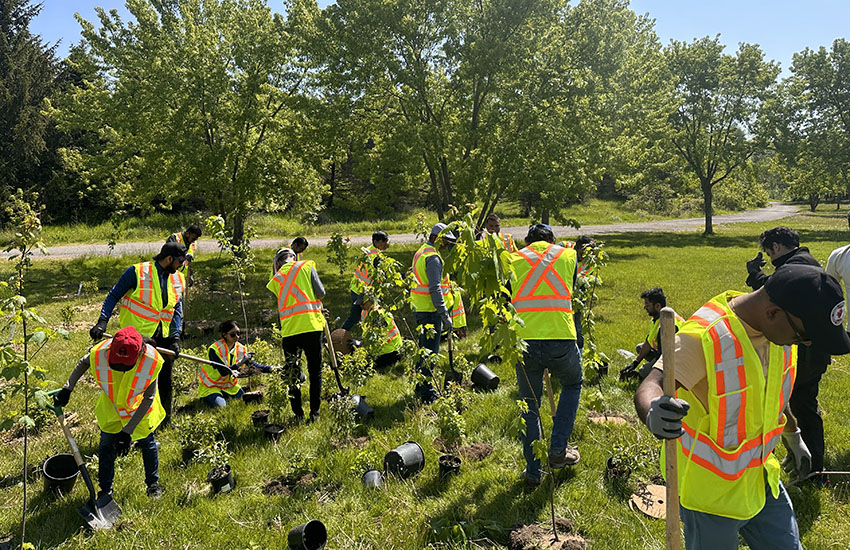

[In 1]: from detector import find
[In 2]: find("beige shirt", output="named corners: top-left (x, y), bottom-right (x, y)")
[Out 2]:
top-left (826, 243), bottom-right (850, 328)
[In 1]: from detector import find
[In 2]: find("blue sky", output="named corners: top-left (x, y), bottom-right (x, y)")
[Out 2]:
top-left (33, 1), bottom-right (849, 75)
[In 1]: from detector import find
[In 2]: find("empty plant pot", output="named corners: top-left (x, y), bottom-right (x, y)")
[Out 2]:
top-left (207, 465), bottom-right (235, 494)
top-left (471, 364), bottom-right (500, 391)
top-left (181, 447), bottom-right (198, 464)
top-left (384, 441), bottom-right (425, 479)
top-left (242, 391), bottom-right (264, 404)
top-left (42, 453), bottom-right (78, 496)
top-left (361, 469), bottom-right (384, 489)
top-left (351, 394), bottom-right (374, 421)
top-left (438, 454), bottom-right (462, 479)
top-left (264, 424), bottom-right (285, 440)
top-left (252, 409), bottom-right (270, 427)
top-left (288, 519), bottom-right (328, 550)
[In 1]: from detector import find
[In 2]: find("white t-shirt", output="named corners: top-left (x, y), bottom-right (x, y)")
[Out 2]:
top-left (826, 244), bottom-right (850, 327)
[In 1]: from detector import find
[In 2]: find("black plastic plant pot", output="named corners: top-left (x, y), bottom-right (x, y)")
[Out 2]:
top-left (242, 391), bottom-right (264, 404)
top-left (42, 453), bottom-right (78, 496)
top-left (361, 469), bottom-right (384, 489)
top-left (287, 519), bottom-right (328, 550)
top-left (252, 409), bottom-right (270, 427)
top-left (595, 361), bottom-right (609, 377)
top-left (181, 447), bottom-right (198, 465)
top-left (438, 454), bottom-right (461, 479)
top-left (207, 464), bottom-right (235, 495)
top-left (264, 423), bottom-right (285, 440)
top-left (471, 364), bottom-right (500, 391)
top-left (384, 441), bottom-right (425, 479)
top-left (443, 369), bottom-right (462, 390)
top-left (351, 394), bottom-right (374, 421)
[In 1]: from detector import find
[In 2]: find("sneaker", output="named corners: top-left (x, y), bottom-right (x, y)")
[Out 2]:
top-left (308, 412), bottom-right (320, 424)
top-left (522, 469), bottom-right (541, 489)
top-left (146, 482), bottom-right (164, 499)
top-left (549, 447), bottom-right (580, 469)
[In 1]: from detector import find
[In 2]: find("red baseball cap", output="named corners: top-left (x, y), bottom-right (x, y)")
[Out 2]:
top-left (108, 326), bottom-right (143, 367)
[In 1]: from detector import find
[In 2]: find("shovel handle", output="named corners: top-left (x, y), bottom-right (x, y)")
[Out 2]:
top-left (322, 320), bottom-right (347, 394)
top-left (103, 332), bottom-right (223, 368)
top-left (660, 307), bottom-right (682, 550)
top-left (543, 369), bottom-right (556, 418)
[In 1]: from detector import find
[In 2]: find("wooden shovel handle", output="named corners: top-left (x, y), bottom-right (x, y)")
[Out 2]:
top-left (660, 307), bottom-right (681, 550)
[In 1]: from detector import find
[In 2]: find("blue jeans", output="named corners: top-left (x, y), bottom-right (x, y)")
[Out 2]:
top-left (341, 291), bottom-right (362, 331)
top-left (414, 311), bottom-right (443, 396)
top-left (202, 387), bottom-right (245, 408)
top-left (98, 431), bottom-right (158, 493)
top-left (680, 480), bottom-right (802, 550)
top-left (515, 339), bottom-right (582, 480)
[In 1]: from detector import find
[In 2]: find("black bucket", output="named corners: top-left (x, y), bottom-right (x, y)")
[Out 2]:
top-left (42, 453), bottom-right (78, 496)
top-left (252, 409), bottom-right (270, 427)
top-left (443, 369), bottom-right (462, 390)
top-left (384, 441), bottom-right (425, 479)
top-left (361, 469), bottom-right (384, 489)
top-left (207, 465), bottom-right (235, 494)
top-left (471, 364), bottom-right (499, 391)
top-left (438, 454), bottom-right (461, 479)
top-left (264, 424), bottom-right (285, 440)
top-left (287, 519), bottom-right (327, 550)
top-left (351, 395), bottom-right (374, 421)
top-left (242, 391), bottom-right (264, 404)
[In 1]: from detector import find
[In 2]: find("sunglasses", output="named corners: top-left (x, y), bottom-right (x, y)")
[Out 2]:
top-left (784, 311), bottom-right (811, 347)
top-left (227, 331), bottom-right (241, 338)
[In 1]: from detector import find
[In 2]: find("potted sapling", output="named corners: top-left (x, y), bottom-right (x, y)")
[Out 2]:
top-left (178, 415), bottom-right (218, 465)
top-left (264, 374), bottom-right (287, 439)
top-left (202, 440), bottom-right (235, 495)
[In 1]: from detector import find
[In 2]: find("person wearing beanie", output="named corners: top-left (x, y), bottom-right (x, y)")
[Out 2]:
top-left (89, 241), bottom-right (187, 427)
top-left (635, 264), bottom-right (850, 549)
top-left (53, 326), bottom-right (167, 499)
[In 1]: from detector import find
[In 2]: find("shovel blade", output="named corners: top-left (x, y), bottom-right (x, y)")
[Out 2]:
top-left (78, 493), bottom-right (122, 530)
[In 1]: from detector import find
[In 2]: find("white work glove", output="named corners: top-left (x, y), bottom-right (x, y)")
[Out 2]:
top-left (781, 429), bottom-right (811, 479)
top-left (646, 396), bottom-right (690, 439)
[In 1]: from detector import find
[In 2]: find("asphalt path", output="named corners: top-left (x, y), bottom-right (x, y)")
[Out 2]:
top-left (10, 202), bottom-right (799, 261)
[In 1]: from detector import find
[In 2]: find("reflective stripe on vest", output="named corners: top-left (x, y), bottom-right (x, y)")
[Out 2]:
top-left (353, 248), bottom-right (380, 286)
top-left (513, 244), bottom-right (572, 313)
top-left (679, 422), bottom-right (784, 481)
top-left (92, 341), bottom-right (159, 420)
top-left (360, 307), bottom-right (400, 344)
top-left (411, 245), bottom-right (451, 297)
top-left (499, 233), bottom-right (515, 253)
top-left (271, 261), bottom-right (322, 320)
top-left (452, 300), bottom-right (465, 318)
top-left (200, 340), bottom-right (247, 390)
top-left (120, 263), bottom-right (158, 322)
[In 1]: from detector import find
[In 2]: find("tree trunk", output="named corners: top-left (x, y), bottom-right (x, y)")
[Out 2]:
top-left (541, 207), bottom-right (550, 225)
top-left (809, 193), bottom-right (819, 212)
top-left (423, 153), bottom-right (444, 220)
top-left (702, 180), bottom-right (714, 235)
top-left (438, 156), bottom-right (454, 212)
top-left (231, 212), bottom-right (245, 247)
top-left (327, 162), bottom-right (336, 208)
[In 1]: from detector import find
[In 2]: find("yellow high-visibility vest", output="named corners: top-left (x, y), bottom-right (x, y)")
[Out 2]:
top-left (118, 262), bottom-right (183, 337)
top-left (451, 290), bottom-right (466, 329)
top-left (198, 339), bottom-right (248, 398)
top-left (349, 247), bottom-right (381, 293)
top-left (666, 292), bottom-right (796, 519)
top-left (170, 232), bottom-right (197, 275)
top-left (410, 243), bottom-right (453, 313)
top-left (360, 306), bottom-right (402, 356)
top-left (647, 312), bottom-right (684, 350)
top-left (511, 242), bottom-right (577, 340)
top-left (267, 260), bottom-right (325, 337)
top-left (89, 340), bottom-right (165, 440)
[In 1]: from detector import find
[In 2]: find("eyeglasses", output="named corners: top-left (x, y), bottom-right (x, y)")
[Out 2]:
top-left (784, 311), bottom-right (811, 346)
top-left (227, 331), bottom-right (241, 338)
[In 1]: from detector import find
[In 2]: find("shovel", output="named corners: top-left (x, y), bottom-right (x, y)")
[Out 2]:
top-left (103, 333), bottom-right (233, 370)
top-left (323, 318), bottom-right (374, 420)
top-left (443, 328), bottom-right (462, 389)
top-left (45, 390), bottom-right (121, 530)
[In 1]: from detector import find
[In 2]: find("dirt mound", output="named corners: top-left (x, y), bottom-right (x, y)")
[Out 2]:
top-left (262, 473), bottom-right (317, 496)
top-left (459, 442), bottom-right (493, 461)
top-left (587, 411), bottom-right (636, 425)
top-left (509, 519), bottom-right (589, 550)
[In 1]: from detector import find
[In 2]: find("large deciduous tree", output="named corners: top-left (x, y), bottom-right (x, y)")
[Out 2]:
top-left (666, 36), bottom-right (779, 234)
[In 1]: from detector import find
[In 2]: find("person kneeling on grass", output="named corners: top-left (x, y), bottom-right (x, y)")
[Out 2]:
top-left (199, 320), bottom-right (276, 408)
top-left (52, 326), bottom-right (166, 499)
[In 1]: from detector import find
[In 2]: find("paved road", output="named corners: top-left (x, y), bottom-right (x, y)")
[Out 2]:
top-left (12, 202), bottom-right (799, 261)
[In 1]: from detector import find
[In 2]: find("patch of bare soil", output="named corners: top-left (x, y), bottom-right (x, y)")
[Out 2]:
top-left (263, 472), bottom-right (317, 496)
top-left (330, 435), bottom-right (370, 450)
top-left (509, 519), bottom-right (589, 550)
top-left (459, 442), bottom-right (493, 461)
top-left (587, 411), bottom-right (636, 425)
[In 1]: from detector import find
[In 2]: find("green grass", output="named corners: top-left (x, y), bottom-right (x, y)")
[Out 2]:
top-left (1, 209), bottom-right (849, 549)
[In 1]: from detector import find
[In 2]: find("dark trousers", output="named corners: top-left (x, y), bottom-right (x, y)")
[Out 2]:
top-left (375, 351), bottom-right (401, 371)
top-left (282, 330), bottom-right (323, 418)
top-left (414, 311), bottom-right (443, 398)
top-left (154, 333), bottom-right (174, 426)
top-left (789, 348), bottom-right (829, 472)
top-left (98, 431), bottom-right (158, 494)
top-left (340, 290), bottom-right (362, 331)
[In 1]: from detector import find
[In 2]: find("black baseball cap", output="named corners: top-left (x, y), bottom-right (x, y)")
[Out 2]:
top-left (153, 242), bottom-right (188, 262)
top-left (765, 264), bottom-right (850, 355)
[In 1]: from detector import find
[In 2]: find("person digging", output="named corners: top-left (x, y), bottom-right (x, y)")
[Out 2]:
top-left (166, 224), bottom-right (202, 286)
top-left (53, 326), bottom-right (167, 499)
top-left (620, 287), bottom-right (683, 382)
top-left (634, 264), bottom-right (850, 550)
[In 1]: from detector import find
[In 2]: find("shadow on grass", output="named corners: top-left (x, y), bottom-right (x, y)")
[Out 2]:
top-left (23, 487), bottom-right (90, 548)
top-left (601, 228), bottom-right (847, 251)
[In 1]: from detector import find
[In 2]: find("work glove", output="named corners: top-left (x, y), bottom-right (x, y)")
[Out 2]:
top-left (215, 364), bottom-right (235, 378)
top-left (114, 431), bottom-right (133, 457)
top-left (781, 429), bottom-right (812, 479)
top-left (165, 336), bottom-right (181, 359)
top-left (619, 360), bottom-right (640, 382)
top-left (53, 388), bottom-right (72, 408)
top-left (746, 252), bottom-right (766, 274)
top-left (441, 311), bottom-right (453, 332)
top-left (646, 395), bottom-right (690, 439)
top-left (89, 318), bottom-right (108, 341)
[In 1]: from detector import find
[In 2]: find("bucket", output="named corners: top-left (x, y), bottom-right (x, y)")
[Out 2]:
top-left (351, 395), bottom-right (374, 421)
top-left (438, 454), bottom-right (461, 479)
top-left (264, 424), bottom-right (285, 440)
top-left (384, 441), bottom-right (425, 479)
top-left (242, 391), bottom-right (264, 404)
top-left (287, 519), bottom-right (327, 550)
top-left (207, 464), bottom-right (235, 494)
top-left (471, 364), bottom-right (499, 391)
top-left (361, 469), bottom-right (384, 489)
top-left (252, 409), bottom-right (270, 427)
top-left (42, 453), bottom-right (78, 496)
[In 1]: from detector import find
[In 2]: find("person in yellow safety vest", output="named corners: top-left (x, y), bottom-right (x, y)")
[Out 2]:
top-left (411, 223), bottom-right (456, 403)
top-left (53, 326), bottom-right (167, 499)
top-left (359, 301), bottom-right (403, 370)
top-left (267, 247), bottom-right (327, 422)
top-left (450, 288), bottom-right (467, 339)
top-left (634, 264), bottom-right (850, 550)
top-left (620, 287), bottom-right (684, 382)
top-left (291, 237), bottom-right (309, 261)
top-left (511, 224), bottom-right (583, 488)
top-left (89, 241), bottom-right (186, 427)
top-left (199, 320), bottom-right (276, 408)
top-left (482, 213), bottom-right (517, 253)
top-left (341, 231), bottom-right (390, 333)
top-left (558, 235), bottom-right (596, 278)
top-left (166, 225), bottom-right (202, 285)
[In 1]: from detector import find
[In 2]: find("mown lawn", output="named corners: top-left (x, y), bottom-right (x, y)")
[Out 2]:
top-left (1, 208), bottom-right (849, 549)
